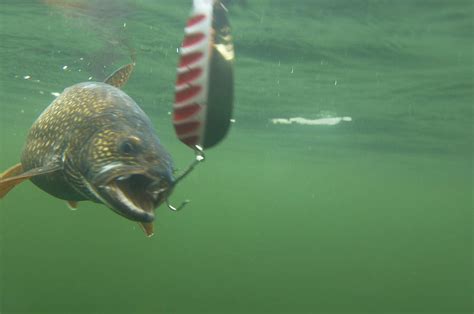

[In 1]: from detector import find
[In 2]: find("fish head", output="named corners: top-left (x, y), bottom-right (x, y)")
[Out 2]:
top-left (80, 123), bottom-right (175, 223)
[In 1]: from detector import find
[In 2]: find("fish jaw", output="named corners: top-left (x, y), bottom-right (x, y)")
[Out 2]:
top-left (92, 167), bottom-right (173, 222)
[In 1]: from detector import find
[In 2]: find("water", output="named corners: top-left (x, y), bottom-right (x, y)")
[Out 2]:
top-left (0, 1), bottom-right (472, 313)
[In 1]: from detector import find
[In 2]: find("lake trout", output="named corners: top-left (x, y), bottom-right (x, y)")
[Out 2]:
top-left (0, 62), bottom-right (174, 237)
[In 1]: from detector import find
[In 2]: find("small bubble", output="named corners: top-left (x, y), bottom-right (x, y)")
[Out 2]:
top-left (23, 75), bottom-right (31, 80)
top-left (62, 65), bottom-right (68, 70)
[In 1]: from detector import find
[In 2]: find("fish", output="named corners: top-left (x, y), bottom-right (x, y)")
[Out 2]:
top-left (0, 61), bottom-right (174, 237)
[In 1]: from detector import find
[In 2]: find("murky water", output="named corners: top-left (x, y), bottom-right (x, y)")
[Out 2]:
top-left (0, 1), bottom-right (472, 313)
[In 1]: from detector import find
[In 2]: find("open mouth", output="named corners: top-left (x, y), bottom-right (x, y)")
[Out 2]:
top-left (99, 172), bottom-right (172, 223)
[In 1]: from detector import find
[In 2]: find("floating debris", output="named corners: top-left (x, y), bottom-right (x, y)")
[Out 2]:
top-left (271, 116), bottom-right (352, 126)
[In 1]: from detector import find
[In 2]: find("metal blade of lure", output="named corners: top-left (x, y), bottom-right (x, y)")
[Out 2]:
top-left (173, 0), bottom-right (235, 150)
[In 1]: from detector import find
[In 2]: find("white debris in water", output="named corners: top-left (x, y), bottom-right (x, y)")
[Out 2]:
top-left (23, 75), bottom-right (31, 80)
top-left (270, 116), bottom-right (352, 126)
top-left (80, 57), bottom-right (84, 61)
top-left (290, 66), bottom-right (294, 74)
top-left (176, 47), bottom-right (180, 53)
top-left (51, 92), bottom-right (60, 97)
top-left (271, 118), bottom-right (292, 125)
top-left (62, 65), bottom-right (68, 70)
top-left (334, 80), bottom-right (338, 86)
top-left (167, 111), bottom-right (171, 115)
top-left (123, 22), bottom-right (127, 28)
top-left (230, 119), bottom-right (236, 123)
top-left (88, 76), bottom-right (93, 80)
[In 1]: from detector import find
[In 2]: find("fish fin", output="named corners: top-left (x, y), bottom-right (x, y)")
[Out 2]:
top-left (138, 222), bottom-right (154, 237)
top-left (0, 163), bottom-right (24, 198)
top-left (67, 200), bottom-right (78, 210)
top-left (0, 163), bottom-right (62, 199)
top-left (104, 62), bottom-right (135, 89)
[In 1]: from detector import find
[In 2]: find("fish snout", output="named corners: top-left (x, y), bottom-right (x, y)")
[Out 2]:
top-left (148, 164), bottom-right (175, 187)
top-left (146, 166), bottom-right (175, 202)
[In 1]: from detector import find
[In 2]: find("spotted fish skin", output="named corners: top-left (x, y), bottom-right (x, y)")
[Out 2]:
top-left (20, 81), bottom-right (174, 221)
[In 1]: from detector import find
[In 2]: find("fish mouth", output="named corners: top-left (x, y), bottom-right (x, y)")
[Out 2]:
top-left (97, 170), bottom-right (172, 223)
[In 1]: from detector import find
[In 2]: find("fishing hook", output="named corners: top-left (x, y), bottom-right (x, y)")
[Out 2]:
top-left (167, 145), bottom-right (205, 211)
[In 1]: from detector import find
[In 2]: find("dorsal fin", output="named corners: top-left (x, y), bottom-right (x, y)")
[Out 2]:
top-left (104, 62), bottom-right (135, 89)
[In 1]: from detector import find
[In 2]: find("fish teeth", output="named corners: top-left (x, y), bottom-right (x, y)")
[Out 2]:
top-left (117, 175), bottom-right (131, 181)
top-left (151, 188), bottom-right (167, 200)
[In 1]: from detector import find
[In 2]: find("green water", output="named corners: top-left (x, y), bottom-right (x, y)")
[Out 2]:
top-left (0, 1), bottom-right (472, 313)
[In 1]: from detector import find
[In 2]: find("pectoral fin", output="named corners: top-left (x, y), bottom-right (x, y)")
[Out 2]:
top-left (104, 62), bottom-right (135, 89)
top-left (138, 222), bottom-right (154, 237)
top-left (0, 163), bottom-right (61, 198)
top-left (67, 200), bottom-right (79, 210)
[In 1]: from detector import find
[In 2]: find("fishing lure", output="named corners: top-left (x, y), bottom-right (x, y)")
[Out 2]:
top-left (173, 0), bottom-right (235, 150)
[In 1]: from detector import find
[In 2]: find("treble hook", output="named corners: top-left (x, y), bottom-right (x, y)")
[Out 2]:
top-left (166, 145), bottom-right (205, 212)
top-left (166, 198), bottom-right (190, 211)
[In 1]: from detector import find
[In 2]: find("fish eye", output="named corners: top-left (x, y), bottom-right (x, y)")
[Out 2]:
top-left (119, 136), bottom-right (142, 155)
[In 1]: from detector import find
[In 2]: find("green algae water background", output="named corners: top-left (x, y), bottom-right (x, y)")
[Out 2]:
top-left (0, 0), bottom-right (472, 313)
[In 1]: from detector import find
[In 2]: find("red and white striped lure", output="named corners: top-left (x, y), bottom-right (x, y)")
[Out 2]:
top-left (173, 0), bottom-right (234, 150)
